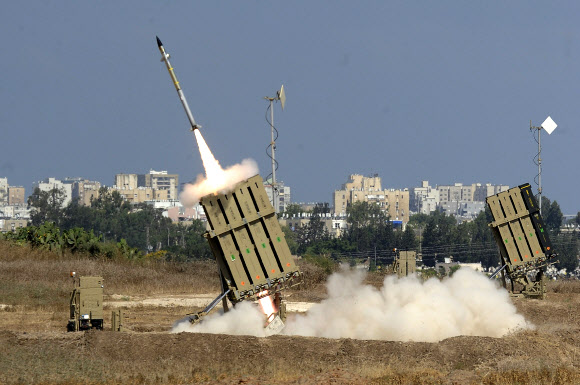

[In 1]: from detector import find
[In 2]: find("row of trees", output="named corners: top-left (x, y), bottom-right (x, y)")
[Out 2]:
top-left (2, 222), bottom-right (140, 259)
top-left (282, 197), bottom-right (579, 272)
top-left (25, 187), bottom-right (211, 260)
top-left (11, 186), bottom-right (580, 272)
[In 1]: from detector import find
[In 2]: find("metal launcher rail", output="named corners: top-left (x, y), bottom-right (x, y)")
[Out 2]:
top-left (199, 174), bottom-right (302, 317)
top-left (486, 183), bottom-right (557, 298)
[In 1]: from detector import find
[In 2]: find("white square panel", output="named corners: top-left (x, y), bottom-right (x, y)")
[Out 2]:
top-left (541, 116), bottom-right (557, 135)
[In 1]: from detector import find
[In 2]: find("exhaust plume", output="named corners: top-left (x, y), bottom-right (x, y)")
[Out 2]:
top-left (172, 267), bottom-right (533, 342)
top-left (181, 130), bottom-right (259, 207)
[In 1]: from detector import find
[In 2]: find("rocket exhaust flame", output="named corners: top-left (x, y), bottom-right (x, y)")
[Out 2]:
top-left (257, 291), bottom-right (276, 322)
top-left (180, 130), bottom-right (259, 207)
top-left (194, 130), bottom-right (226, 190)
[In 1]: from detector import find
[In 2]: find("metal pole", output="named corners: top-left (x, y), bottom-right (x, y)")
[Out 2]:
top-left (538, 126), bottom-right (542, 213)
top-left (270, 99), bottom-right (277, 212)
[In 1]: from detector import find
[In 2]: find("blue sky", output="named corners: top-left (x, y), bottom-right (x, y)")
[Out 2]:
top-left (2, 2), bottom-right (578, 214)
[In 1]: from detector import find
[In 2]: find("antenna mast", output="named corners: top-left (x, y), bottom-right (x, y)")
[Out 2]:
top-left (530, 116), bottom-right (557, 213)
top-left (264, 85), bottom-right (285, 212)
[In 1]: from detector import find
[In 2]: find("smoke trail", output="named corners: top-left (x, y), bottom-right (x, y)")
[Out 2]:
top-left (172, 268), bottom-right (533, 342)
top-left (180, 130), bottom-right (259, 207)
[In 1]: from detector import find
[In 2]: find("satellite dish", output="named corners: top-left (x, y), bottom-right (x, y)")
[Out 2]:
top-left (541, 116), bottom-right (557, 135)
top-left (278, 85), bottom-right (286, 110)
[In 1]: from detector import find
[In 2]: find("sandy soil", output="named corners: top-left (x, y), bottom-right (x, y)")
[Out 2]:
top-left (1, 292), bottom-right (579, 384)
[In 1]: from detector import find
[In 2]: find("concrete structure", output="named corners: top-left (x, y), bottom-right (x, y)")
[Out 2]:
top-left (433, 182), bottom-right (509, 221)
top-left (0, 218), bottom-right (28, 233)
top-left (437, 183), bottom-right (476, 204)
top-left (280, 213), bottom-right (348, 238)
top-left (473, 183), bottom-right (510, 201)
top-left (7, 186), bottom-right (25, 206)
top-left (115, 174), bottom-right (139, 190)
top-left (0, 205), bottom-right (30, 220)
top-left (66, 178), bottom-right (101, 206)
top-left (0, 178), bottom-right (7, 206)
top-left (138, 170), bottom-right (178, 201)
top-left (114, 170), bottom-right (179, 203)
top-left (333, 174), bottom-right (409, 224)
top-left (264, 179), bottom-right (291, 214)
top-left (409, 180), bottom-right (439, 214)
top-left (116, 187), bottom-right (155, 204)
top-left (439, 201), bottom-right (486, 221)
top-left (33, 178), bottom-right (73, 207)
top-left (33, 177), bottom-right (101, 207)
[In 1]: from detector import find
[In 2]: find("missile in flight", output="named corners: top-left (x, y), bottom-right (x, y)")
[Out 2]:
top-left (156, 36), bottom-right (201, 131)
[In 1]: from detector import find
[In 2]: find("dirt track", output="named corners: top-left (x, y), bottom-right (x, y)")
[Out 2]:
top-left (1, 292), bottom-right (579, 384)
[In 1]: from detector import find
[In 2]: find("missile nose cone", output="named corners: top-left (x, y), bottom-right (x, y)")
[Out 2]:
top-left (156, 36), bottom-right (163, 47)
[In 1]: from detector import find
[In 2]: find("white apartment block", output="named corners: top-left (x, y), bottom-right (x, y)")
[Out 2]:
top-left (33, 177), bottom-right (73, 207)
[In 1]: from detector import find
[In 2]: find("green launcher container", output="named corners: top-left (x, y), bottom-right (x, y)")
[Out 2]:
top-left (486, 183), bottom-right (555, 274)
top-left (201, 175), bottom-right (302, 303)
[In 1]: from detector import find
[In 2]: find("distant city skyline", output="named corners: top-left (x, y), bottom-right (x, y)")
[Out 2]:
top-left (6, 171), bottom-right (519, 206)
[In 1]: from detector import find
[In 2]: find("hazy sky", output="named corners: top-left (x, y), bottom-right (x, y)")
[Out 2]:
top-left (2, 2), bottom-right (578, 214)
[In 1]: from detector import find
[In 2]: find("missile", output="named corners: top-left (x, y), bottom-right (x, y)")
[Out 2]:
top-left (156, 36), bottom-right (201, 131)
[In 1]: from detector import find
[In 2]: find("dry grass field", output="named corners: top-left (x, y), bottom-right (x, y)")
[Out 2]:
top-left (1, 240), bottom-right (579, 384)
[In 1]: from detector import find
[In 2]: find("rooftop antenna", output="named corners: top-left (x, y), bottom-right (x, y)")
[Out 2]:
top-left (530, 116), bottom-right (557, 213)
top-left (264, 85), bottom-right (285, 212)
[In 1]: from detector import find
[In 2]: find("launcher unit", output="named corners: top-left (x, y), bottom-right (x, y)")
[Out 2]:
top-left (67, 274), bottom-right (104, 331)
top-left (393, 250), bottom-right (417, 278)
top-left (191, 174), bottom-right (302, 327)
top-left (486, 183), bottom-right (557, 298)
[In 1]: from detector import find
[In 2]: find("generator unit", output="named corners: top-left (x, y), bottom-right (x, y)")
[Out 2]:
top-left (67, 273), bottom-right (104, 331)
top-left (486, 183), bottom-right (557, 298)
top-left (190, 174), bottom-right (303, 329)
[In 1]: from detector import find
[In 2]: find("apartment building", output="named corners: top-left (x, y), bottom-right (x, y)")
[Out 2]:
top-left (409, 181), bottom-right (439, 214)
top-left (264, 179), bottom-right (291, 213)
top-left (333, 174), bottom-right (410, 224)
top-left (113, 170), bottom-right (179, 204)
top-left (7, 186), bottom-right (25, 206)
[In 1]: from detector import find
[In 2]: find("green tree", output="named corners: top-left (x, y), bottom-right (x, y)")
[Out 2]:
top-left (282, 203), bottom-right (302, 218)
top-left (281, 225), bottom-right (299, 255)
top-left (408, 213), bottom-right (430, 227)
top-left (61, 198), bottom-right (96, 231)
top-left (540, 196), bottom-right (563, 233)
top-left (165, 220), bottom-right (211, 260)
top-left (470, 208), bottom-right (499, 268)
top-left (545, 201), bottom-right (564, 234)
top-left (28, 187), bottom-right (66, 226)
top-left (401, 224), bottom-right (418, 250)
top-left (344, 201), bottom-right (393, 251)
top-left (553, 232), bottom-right (579, 272)
top-left (420, 210), bottom-right (457, 266)
top-left (296, 212), bottom-right (329, 254)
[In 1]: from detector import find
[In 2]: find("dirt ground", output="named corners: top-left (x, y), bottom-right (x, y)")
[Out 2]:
top-left (1, 291), bottom-right (579, 384)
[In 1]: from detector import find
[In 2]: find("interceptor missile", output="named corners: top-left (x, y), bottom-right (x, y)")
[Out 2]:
top-left (156, 36), bottom-right (201, 131)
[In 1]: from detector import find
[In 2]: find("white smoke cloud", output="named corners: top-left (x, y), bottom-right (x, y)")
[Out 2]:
top-left (172, 267), bottom-right (532, 342)
top-left (283, 267), bottom-right (532, 341)
top-left (180, 158), bottom-right (259, 207)
top-left (172, 301), bottom-right (267, 337)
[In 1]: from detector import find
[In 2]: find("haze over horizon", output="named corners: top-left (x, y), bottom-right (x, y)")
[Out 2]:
top-left (2, 2), bottom-right (579, 214)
